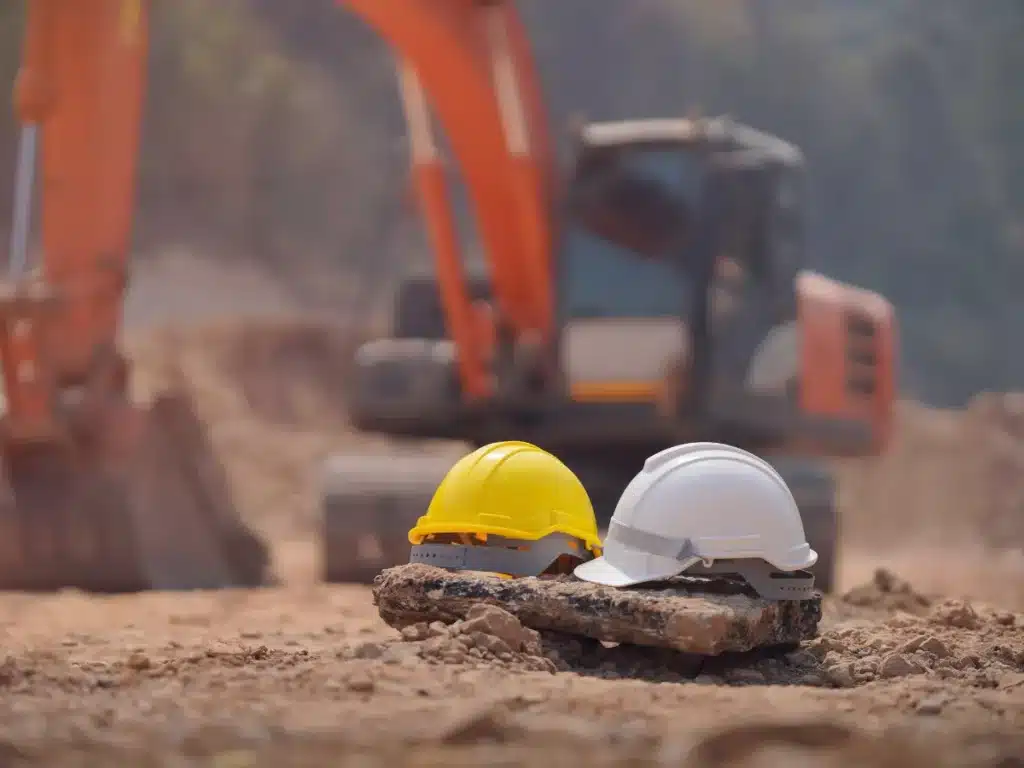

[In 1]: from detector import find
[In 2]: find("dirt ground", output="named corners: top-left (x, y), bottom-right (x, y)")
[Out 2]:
top-left (0, 259), bottom-right (1022, 766)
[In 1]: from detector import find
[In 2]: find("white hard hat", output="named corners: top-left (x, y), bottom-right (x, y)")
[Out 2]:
top-left (573, 442), bottom-right (818, 600)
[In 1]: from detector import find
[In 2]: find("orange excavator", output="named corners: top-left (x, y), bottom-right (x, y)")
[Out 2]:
top-left (1, 0), bottom-right (274, 591)
top-left (4, 0), bottom-right (895, 594)
top-left (318, 0), bottom-right (898, 592)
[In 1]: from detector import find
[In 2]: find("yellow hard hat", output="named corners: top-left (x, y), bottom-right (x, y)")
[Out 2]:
top-left (408, 441), bottom-right (602, 576)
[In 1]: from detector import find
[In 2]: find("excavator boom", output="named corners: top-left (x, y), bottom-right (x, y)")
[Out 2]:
top-left (346, 0), bottom-right (557, 398)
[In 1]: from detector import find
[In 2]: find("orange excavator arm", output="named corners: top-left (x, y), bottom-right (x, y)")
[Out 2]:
top-left (3, 0), bottom-right (557, 445)
top-left (3, 0), bottom-right (147, 444)
top-left (344, 0), bottom-right (557, 399)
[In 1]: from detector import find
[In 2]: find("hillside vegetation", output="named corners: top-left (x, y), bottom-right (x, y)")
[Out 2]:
top-left (1, 0), bottom-right (1022, 405)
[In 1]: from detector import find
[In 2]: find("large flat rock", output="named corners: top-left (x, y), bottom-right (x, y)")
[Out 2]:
top-left (373, 564), bottom-right (822, 656)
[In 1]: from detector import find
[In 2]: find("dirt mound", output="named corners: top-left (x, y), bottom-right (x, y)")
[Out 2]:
top-left (814, 569), bottom-right (1024, 692)
top-left (123, 317), bottom-right (462, 553)
top-left (841, 568), bottom-right (933, 615)
top-left (836, 397), bottom-right (1024, 605)
top-left (839, 396), bottom-right (1024, 550)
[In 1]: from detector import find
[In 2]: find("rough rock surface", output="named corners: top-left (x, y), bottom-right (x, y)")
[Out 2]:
top-left (372, 563), bottom-right (822, 655)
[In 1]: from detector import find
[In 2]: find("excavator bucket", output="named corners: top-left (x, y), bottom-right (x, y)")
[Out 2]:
top-left (321, 454), bottom-right (452, 584)
top-left (0, 391), bottom-right (272, 593)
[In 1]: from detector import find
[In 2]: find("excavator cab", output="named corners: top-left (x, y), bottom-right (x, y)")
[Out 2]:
top-left (556, 117), bottom-right (809, 432)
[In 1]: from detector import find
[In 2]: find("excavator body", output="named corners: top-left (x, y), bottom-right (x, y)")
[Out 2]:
top-left (316, 2), bottom-right (896, 593)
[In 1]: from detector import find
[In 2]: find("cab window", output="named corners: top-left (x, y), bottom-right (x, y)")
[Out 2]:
top-left (561, 227), bottom-right (687, 319)
top-left (570, 144), bottom-right (702, 261)
top-left (561, 144), bottom-right (703, 320)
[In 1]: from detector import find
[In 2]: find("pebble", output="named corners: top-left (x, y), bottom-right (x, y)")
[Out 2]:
top-left (826, 663), bottom-right (856, 688)
top-left (915, 696), bottom-right (946, 715)
top-left (879, 653), bottom-right (925, 679)
top-left (346, 674), bottom-right (375, 693)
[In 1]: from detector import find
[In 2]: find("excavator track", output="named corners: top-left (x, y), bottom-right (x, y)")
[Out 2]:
top-left (0, 391), bottom-right (272, 593)
top-left (321, 454), bottom-right (451, 584)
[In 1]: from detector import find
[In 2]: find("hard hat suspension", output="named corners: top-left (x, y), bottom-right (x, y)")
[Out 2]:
top-left (410, 532), bottom-right (590, 578)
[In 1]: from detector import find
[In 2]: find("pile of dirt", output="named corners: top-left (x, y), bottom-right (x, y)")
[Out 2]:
top-left (814, 569), bottom-right (1024, 693)
top-left (840, 567), bottom-right (934, 615)
top-left (838, 396), bottom-right (1024, 551)
top-left (123, 318), bottom-right (462, 549)
top-left (836, 397), bottom-right (1024, 607)
top-left (381, 603), bottom-right (559, 674)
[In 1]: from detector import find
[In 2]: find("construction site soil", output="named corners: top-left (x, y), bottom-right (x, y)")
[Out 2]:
top-left (2, 260), bottom-right (1023, 767)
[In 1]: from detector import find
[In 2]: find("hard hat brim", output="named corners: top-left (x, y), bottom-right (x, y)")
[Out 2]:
top-left (573, 551), bottom-right (701, 588)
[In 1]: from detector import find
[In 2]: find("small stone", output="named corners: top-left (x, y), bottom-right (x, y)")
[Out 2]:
top-left (919, 636), bottom-right (951, 659)
top-left (879, 653), bottom-right (925, 679)
top-left (994, 612), bottom-right (1016, 627)
top-left (826, 663), bottom-right (856, 688)
top-left (483, 635), bottom-right (514, 655)
top-left (382, 644), bottom-right (417, 666)
top-left (853, 655), bottom-right (880, 672)
top-left (955, 654), bottom-right (980, 670)
top-left (929, 600), bottom-right (981, 629)
top-left (442, 649), bottom-right (467, 664)
top-left (126, 653), bottom-right (152, 671)
top-left (428, 621), bottom-right (449, 637)
top-left (459, 604), bottom-right (541, 655)
top-left (346, 674), bottom-right (375, 693)
top-left (900, 635), bottom-right (926, 653)
top-left (400, 624), bottom-right (428, 642)
top-left (803, 638), bottom-right (830, 660)
top-left (916, 696), bottom-right (946, 715)
top-left (822, 651), bottom-right (845, 669)
top-left (935, 665), bottom-right (961, 680)
top-left (851, 656), bottom-right (880, 682)
top-left (352, 642), bottom-right (385, 660)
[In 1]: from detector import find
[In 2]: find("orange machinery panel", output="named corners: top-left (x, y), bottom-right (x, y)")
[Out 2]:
top-left (796, 271), bottom-right (896, 454)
